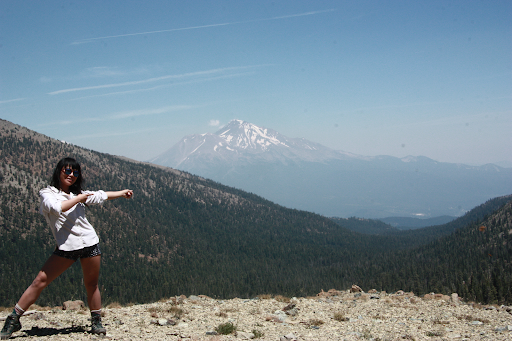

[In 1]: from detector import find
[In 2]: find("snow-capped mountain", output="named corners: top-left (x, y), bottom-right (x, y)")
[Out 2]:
top-left (150, 119), bottom-right (364, 168)
top-left (149, 120), bottom-right (512, 218)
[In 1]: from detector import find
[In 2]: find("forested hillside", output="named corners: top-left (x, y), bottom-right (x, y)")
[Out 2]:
top-left (1, 119), bottom-right (511, 307)
top-left (365, 198), bottom-right (512, 304)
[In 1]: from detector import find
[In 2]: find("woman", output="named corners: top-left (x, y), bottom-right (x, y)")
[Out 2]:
top-left (0, 157), bottom-right (133, 339)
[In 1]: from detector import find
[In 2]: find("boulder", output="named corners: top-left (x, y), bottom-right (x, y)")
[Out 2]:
top-left (62, 300), bottom-right (84, 311)
top-left (350, 285), bottom-right (363, 293)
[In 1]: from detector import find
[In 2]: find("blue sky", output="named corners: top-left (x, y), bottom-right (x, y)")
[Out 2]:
top-left (1, 0), bottom-right (511, 166)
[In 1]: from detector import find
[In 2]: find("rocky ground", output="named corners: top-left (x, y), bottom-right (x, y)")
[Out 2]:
top-left (1, 288), bottom-right (511, 341)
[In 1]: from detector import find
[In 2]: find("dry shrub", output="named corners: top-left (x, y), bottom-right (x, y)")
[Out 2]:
top-left (215, 322), bottom-right (237, 335)
top-left (307, 319), bottom-right (324, 327)
top-left (457, 315), bottom-right (489, 324)
top-left (275, 295), bottom-right (290, 303)
top-left (106, 302), bottom-right (122, 309)
top-left (425, 330), bottom-right (444, 337)
top-left (168, 306), bottom-right (185, 318)
top-left (258, 294), bottom-right (272, 300)
top-left (29, 304), bottom-right (53, 311)
top-left (333, 312), bottom-right (348, 322)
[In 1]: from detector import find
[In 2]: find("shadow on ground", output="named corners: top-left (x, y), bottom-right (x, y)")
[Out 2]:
top-left (18, 325), bottom-right (87, 337)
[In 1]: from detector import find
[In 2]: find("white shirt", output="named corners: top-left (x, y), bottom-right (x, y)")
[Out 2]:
top-left (39, 186), bottom-right (108, 251)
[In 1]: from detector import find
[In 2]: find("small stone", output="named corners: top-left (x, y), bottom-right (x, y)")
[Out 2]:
top-left (237, 331), bottom-right (255, 339)
top-left (280, 333), bottom-right (297, 340)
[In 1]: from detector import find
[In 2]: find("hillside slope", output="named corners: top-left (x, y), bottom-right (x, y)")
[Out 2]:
top-left (1, 119), bottom-right (511, 307)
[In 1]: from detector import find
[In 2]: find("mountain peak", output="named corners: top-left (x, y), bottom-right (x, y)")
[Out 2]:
top-left (150, 119), bottom-right (362, 169)
top-left (215, 120), bottom-right (287, 151)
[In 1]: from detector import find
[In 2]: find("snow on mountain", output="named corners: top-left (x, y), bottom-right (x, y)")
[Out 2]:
top-left (149, 119), bottom-right (364, 168)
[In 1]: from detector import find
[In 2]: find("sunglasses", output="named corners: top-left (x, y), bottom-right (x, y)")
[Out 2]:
top-left (63, 168), bottom-right (80, 177)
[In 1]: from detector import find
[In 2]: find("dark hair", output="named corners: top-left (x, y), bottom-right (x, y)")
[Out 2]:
top-left (51, 157), bottom-right (83, 194)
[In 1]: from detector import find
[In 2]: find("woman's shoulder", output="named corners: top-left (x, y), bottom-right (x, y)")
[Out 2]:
top-left (39, 186), bottom-right (59, 196)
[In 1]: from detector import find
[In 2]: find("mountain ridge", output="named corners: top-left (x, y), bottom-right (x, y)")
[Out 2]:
top-left (150, 119), bottom-right (512, 218)
top-left (1, 118), bottom-right (511, 306)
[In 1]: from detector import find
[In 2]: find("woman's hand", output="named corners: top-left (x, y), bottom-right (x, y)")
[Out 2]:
top-left (121, 189), bottom-right (133, 199)
top-left (77, 193), bottom-right (94, 203)
top-left (61, 193), bottom-right (93, 212)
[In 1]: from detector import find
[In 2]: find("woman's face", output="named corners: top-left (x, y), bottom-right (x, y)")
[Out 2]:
top-left (59, 166), bottom-right (78, 191)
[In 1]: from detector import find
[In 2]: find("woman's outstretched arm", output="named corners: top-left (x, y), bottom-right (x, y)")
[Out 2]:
top-left (105, 189), bottom-right (133, 200)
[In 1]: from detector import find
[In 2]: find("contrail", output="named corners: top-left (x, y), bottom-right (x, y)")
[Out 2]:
top-left (48, 65), bottom-right (268, 95)
top-left (71, 9), bottom-right (336, 45)
top-left (0, 98), bottom-right (25, 105)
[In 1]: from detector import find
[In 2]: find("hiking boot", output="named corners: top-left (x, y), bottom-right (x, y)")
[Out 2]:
top-left (0, 314), bottom-right (21, 340)
top-left (90, 314), bottom-right (106, 335)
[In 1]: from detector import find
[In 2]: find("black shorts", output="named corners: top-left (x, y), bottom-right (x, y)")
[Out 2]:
top-left (53, 244), bottom-right (102, 261)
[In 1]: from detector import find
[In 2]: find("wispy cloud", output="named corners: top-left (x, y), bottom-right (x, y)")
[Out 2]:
top-left (79, 66), bottom-right (131, 78)
top-left (110, 105), bottom-right (196, 119)
top-left (71, 9), bottom-right (336, 45)
top-left (209, 119), bottom-right (220, 127)
top-left (0, 98), bottom-right (26, 105)
top-left (38, 104), bottom-right (198, 128)
top-left (61, 70), bottom-right (257, 101)
top-left (48, 66), bottom-right (264, 96)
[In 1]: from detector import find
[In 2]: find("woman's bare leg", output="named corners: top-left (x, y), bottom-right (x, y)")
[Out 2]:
top-left (16, 255), bottom-right (75, 311)
top-left (80, 255), bottom-right (102, 311)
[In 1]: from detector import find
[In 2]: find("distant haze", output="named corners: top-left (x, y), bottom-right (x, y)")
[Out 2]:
top-left (150, 120), bottom-right (512, 218)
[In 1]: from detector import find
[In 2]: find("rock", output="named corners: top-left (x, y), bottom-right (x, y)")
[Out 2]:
top-left (280, 332), bottom-right (297, 341)
top-left (282, 303), bottom-right (296, 311)
top-left (188, 295), bottom-right (200, 301)
top-left (62, 300), bottom-right (84, 311)
top-left (350, 285), bottom-right (363, 293)
top-left (237, 331), bottom-right (255, 339)
top-left (451, 293), bottom-right (460, 306)
top-left (157, 318), bottom-right (168, 326)
top-left (285, 308), bottom-right (299, 316)
top-left (272, 310), bottom-right (288, 323)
